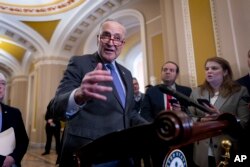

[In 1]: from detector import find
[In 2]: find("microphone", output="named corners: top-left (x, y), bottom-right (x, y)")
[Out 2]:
top-left (158, 84), bottom-right (213, 114)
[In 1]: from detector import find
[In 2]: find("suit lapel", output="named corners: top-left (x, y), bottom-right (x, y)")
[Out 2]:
top-left (213, 95), bottom-right (227, 113)
top-left (90, 52), bottom-right (102, 69)
top-left (202, 90), bottom-right (227, 113)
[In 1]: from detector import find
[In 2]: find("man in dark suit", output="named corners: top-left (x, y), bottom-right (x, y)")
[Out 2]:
top-left (236, 50), bottom-right (250, 166)
top-left (140, 61), bottom-right (192, 167)
top-left (0, 73), bottom-right (29, 167)
top-left (237, 49), bottom-right (250, 94)
top-left (141, 61), bottom-right (192, 122)
top-left (52, 19), bottom-right (147, 167)
top-left (41, 99), bottom-right (61, 156)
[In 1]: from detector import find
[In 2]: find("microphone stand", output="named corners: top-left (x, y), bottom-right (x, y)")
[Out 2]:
top-left (158, 84), bottom-right (213, 115)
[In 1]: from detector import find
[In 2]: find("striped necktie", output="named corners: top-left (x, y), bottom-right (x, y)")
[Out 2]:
top-left (166, 94), bottom-right (172, 111)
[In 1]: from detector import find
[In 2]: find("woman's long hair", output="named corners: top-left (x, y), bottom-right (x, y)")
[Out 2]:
top-left (200, 57), bottom-right (240, 97)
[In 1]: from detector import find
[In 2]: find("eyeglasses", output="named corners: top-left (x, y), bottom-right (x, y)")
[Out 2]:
top-left (99, 34), bottom-right (125, 46)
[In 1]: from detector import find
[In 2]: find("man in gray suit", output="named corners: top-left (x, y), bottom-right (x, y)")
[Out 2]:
top-left (52, 19), bottom-right (147, 167)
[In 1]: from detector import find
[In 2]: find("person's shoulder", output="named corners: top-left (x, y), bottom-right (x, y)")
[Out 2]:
top-left (191, 86), bottom-right (201, 93)
top-left (239, 85), bottom-right (249, 93)
top-left (71, 53), bottom-right (96, 61)
top-left (1, 103), bottom-right (21, 114)
top-left (237, 74), bottom-right (249, 82)
top-left (68, 53), bottom-right (99, 68)
top-left (116, 62), bottom-right (129, 71)
top-left (115, 62), bottom-right (132, 77)
top-left (145, 85), bottom-right (161, 93)
top-left (176, 84), bottom-right (192, 91)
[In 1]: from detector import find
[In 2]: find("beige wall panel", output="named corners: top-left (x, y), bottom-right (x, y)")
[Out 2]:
top-left (211, 0), bottom-right (250, 79)
top-left (151, 34), bottom-right (164, 84)
top-left (146, 18), bottom-right (163, 85)
top-left (9, 76), bottom-right (28, 124)
top-left (160, 0), bottom-right (178, 62)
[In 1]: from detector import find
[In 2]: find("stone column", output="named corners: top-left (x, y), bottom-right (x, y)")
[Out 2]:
top-left (9, 75), bottom-right (28, 124)
top-left (28, 56), bottom-right (69, 147)
top-left (160, 0), bottom-right (197, 87)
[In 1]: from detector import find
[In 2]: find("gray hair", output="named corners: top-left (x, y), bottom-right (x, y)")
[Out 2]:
top-left (98, 19), bottom-right (126, 36)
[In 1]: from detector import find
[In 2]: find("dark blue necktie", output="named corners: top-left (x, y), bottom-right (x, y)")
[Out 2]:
top-left (106, 64), bottom-right (125, 108)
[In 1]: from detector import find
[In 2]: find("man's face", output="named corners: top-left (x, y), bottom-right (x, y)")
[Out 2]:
top-left (133, 79), bottom-right (140, 94)
top-left (97, 21), bottom-right (125, 63)
top-left (161, 63), bottom-right (178, 85)
top-left (0, 79), bottom-right (6, 101)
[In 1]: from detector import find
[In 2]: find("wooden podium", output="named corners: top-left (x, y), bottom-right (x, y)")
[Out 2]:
top-left (74, 111), bottom-right (239, 167)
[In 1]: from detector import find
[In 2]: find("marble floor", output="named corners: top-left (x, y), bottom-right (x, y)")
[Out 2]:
top-left (21, 147), bottom-right (58, 167)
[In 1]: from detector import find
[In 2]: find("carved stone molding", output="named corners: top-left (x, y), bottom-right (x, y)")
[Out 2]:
top-left (33, 56), bottom-right (69, 68)
top-left (182, 0), bottom-right (197, 87)
top-left (210, 0), bottom-right (221, 57)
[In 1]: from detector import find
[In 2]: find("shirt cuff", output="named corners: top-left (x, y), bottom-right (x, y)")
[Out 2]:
top-left (65, 89), bottom-right (85, 118)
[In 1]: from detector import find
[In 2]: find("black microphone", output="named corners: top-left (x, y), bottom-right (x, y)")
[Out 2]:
top-left (158, 84), bottom-right (213, 114)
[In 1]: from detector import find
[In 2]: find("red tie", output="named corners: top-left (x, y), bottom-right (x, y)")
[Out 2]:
top-left (166, 94), bottom-right (172, 111)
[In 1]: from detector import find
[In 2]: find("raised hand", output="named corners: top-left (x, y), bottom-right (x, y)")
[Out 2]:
top-left (74, 63), bottom-right (113, 104)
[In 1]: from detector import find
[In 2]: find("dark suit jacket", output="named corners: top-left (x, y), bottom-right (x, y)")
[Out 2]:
top-left (45, 99), bottom-right (60, 128)
top-left (53, 53), bottom-right (146, 145)
top-left (140, 84), bottom-right (192, 122)
top-left (237, 74), bottom-right (250, 94)
top-left (236, 74), bottom-right (250, 166)
top-left (133, 92), bottom-right (145, 113)
top-left (0, 103), bottom-right (29, 167)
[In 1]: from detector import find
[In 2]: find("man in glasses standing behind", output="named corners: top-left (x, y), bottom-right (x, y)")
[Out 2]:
top-left (52, 19), bottom-right (147, 167)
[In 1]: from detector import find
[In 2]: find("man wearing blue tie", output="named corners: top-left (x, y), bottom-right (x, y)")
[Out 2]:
top-left (51, 19), bottom-right (147, 167)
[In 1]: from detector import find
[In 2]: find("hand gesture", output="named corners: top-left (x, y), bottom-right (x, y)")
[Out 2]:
top-left (74, 63), bottom-right (113, 104)
top-left (2, 156), bottom-right (15, 167)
